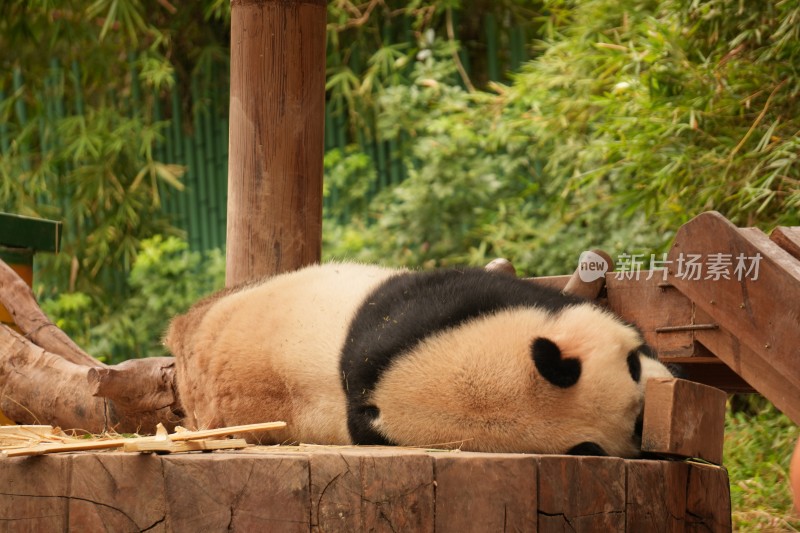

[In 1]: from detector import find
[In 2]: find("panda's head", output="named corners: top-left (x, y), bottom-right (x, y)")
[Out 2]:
top-left (367, 301), bottom-right (674, 458)
top-left (527, 303), bottom-right (674, 457)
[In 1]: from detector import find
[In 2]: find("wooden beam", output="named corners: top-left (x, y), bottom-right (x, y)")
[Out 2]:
top-left (641, 378), bottom-right (727, 464)
top-left (771, 226), bottom-right (800, 260)
top-left (0, 213), bottom-right (61, 253)
top-left (0, 449), bottom-right (732, 530)
top-left (226, 0), bottom-right (327, 286)
top-left (693, 311), bottom-right (800, 423)
top-left (667, 352), bottom-right (754, 393)
top-left (667, 211), bottom-right (800, 424)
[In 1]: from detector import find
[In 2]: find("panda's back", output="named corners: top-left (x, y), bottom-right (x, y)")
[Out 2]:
top-left (169, 262), bottom-right (399, 443)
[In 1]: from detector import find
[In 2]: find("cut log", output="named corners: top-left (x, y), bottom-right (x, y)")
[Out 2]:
top-left (484, 258), bottom-right (517, 276)
top-left (0, 257), bottom-right (183, 433)
top-left (309, 449), bottom-right (435, 532)
top-left (87, 356), bottom-right (182, 428)
top-left (0, 448), bottom-right (732, 530)
top-left (0, 325), bottom-right (109, 431)
top-left (641, 378), bottom-right (727, 464)
top-left (626, 460), bottom-right (689, 531)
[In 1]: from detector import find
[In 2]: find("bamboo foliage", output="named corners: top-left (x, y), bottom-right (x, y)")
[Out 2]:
top-left (0, 2), bottom-right (533, 298)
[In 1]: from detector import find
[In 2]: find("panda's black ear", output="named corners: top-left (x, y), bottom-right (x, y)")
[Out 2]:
top-left (531, 337), bottom-right (581, 388)
top-left (638, 343), bottom-right (657, 360)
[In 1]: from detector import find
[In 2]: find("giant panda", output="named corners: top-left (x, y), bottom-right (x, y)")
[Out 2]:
top-left (166, 262), bottom-right (674, 458)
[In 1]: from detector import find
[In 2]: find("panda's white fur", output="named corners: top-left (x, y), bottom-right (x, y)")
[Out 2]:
top-left (168, 263), bottom-right (398, 445)
top-left (166, 262), bottom-right (673, 457)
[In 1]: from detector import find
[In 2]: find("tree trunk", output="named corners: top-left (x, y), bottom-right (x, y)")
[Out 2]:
top-left (225, 0), bottom-right (327, 287)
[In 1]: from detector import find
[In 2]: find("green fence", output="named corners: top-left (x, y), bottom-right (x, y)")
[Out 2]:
top-left (2, 11), bottom-right (530, 255)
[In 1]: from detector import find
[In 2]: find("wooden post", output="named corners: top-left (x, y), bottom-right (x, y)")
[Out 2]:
top-left (226, 0), bottom-right (326, 287)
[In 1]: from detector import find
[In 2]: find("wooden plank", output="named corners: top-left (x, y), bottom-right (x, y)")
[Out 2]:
top-left (685, 463), bottom-right (732, 532)
top-left (626, 460), bottom-right (689, 532)
top-left (527, 274), bottom-right (570, 292)
top-left (670, 356), bottom-right (754, 393)
top-left (68, 454), bottom-right (166, 531)
top-left (667, 211), bottom-right (800, 423)
top-left (123, 438), bottom-right (249, 453)
top-left (433, 453), bottom-right (537, 533)
top-left (693, 313), bottom-right (800, 423)
top-left (1, 423), bottom-right (284, 457)
top-left (0, 425), bottom-right (60, 447)
top-left (641, 378), bottom-right (727, 464)
top-left (0, 213), bottom-right (61, 252)
top-left (168, 421), bottom-right (286, 441)
top-left (537, 456), bottom-right (625, 532)
top-left (2, 438), bottom-right (132, 457)
top-left (162, 454), bottom-right (310, 532)
top-left (606, 275), bottom-right (696, 358)
top-left (771, 226), bottom-right (800, 260)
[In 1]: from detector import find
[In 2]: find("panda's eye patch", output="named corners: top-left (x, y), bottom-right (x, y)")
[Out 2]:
top-left (627, 351), bottom-right (642, 383)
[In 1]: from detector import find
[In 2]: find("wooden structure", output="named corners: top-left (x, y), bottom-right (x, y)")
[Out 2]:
top-left (1, 0), bottom-right (797, 524)
top-left (7, 214), bottom-right (799, 532)
top-left (225, 0), bottom-right (327, 286)
top-left (0, 448), bottom-right (730, 532)
top-left (531, 211), bottom-right (800, 426)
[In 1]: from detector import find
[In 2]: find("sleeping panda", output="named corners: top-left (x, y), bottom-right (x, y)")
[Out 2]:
top-left (166, 262), bottom-right (674, 458)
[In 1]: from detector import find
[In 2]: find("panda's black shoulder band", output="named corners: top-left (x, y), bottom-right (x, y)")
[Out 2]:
top-left (340, 268), bottom-right (585, 445)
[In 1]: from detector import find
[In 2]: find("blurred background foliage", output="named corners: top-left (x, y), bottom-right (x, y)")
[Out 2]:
top-left (1, 1), bottom-right (799, 528)
top-left (3, 0), bottom-right (799, 330)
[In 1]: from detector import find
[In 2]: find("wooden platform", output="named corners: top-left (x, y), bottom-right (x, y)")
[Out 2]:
top-left (0, 447), bottom-right (730, 532)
